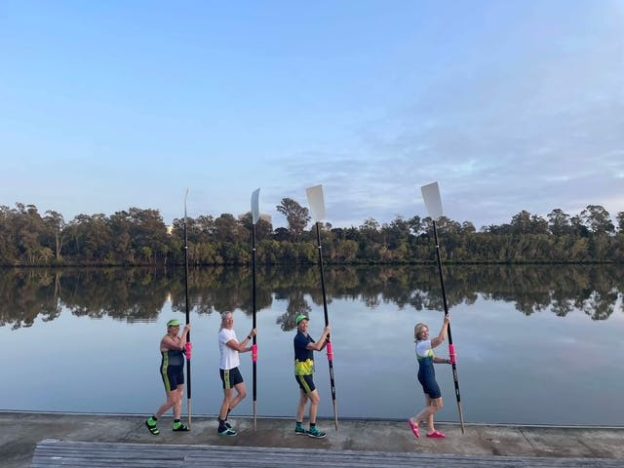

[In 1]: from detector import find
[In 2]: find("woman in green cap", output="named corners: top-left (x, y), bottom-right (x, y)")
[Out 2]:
top-left (145, 318), bottom-right (191, 435)
top-left (293, 314), bottom-right (330, 439)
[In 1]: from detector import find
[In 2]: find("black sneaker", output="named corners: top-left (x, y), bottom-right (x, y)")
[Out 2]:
top-left (218, 426), bottom-right (238, 437)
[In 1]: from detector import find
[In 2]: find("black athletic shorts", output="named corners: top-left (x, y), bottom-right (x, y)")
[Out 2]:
top-left (220, 367), bottom-right (244, 389)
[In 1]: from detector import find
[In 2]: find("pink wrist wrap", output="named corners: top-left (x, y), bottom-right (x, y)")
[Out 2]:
top-left (326, 342), bottom-right (334, 362)
top-left (449, 344), bottom-right (457, 365)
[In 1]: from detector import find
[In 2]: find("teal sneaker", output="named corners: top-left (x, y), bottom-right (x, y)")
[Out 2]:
top-left (295, 424), bottom-right (307, 435)
top-left (307, 426), bottom-right (326, 439)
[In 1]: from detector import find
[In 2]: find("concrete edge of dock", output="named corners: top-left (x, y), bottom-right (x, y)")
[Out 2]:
top-left (1, 411), bottom-right (623, 468)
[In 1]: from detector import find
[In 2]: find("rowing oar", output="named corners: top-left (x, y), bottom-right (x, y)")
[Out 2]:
top-left (306, 184), bottom-right (338, 431)
top-left (421, 181), bottom-right (465, 434)
top-left (183, 189), bottom-right (193, 428)
top-left (250, 188), bottom-right (261, 430)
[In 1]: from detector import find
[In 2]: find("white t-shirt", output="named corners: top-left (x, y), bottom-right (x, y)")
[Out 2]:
top-left (219, 328), bottom-right (240, 370)
top-left (415, 339), bottom-right (434, 359)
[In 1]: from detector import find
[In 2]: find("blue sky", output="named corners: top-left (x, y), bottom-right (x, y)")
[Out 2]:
top-left (1, 1), bottom-right (623, 228)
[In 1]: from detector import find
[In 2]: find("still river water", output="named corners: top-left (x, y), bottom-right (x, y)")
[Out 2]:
top-left (1, 265), bottom-right (623, 426)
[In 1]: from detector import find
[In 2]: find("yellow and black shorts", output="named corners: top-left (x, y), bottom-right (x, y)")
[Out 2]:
top-left (220, 367), bottom-right (244, 390)
top-left (161, 364), bottom-right (184, 392)
top-left (295, 374), bottom-right (316, 394)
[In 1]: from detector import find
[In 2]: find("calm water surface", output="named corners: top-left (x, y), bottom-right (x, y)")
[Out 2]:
top-left (1, 265), bottom-right (623, 426)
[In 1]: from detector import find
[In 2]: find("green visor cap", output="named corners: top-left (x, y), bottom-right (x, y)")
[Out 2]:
top-left (167, 319), bottom-right (181, 328)
top-left (295, 314), bottom-right (309, 326)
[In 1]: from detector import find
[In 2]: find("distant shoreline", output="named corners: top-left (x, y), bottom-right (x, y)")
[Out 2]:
top-left (1, 260), bottom-right (622, 268)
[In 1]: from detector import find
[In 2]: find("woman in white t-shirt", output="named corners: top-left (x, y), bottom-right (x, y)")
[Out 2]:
top-left (217, 311), bottom-right (256, 436)
top-left (408, 316), bottom-right (451, 439)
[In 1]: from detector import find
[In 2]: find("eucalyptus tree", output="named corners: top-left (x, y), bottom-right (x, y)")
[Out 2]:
top-left (44, 210), bottom-right (66, 262)
top-left (276, 198), bottom-right (310, 240)
top-left (580, 205), bottom-right (615, 235)
top-left (616, 211), bottom-right (624, 233)
top-left (383, 216), bottom-right (412, 250)
top-left (547, 209), bottom-right (572, 236)
top-left (0, 205), bottom-right (19, 263)
top-left (239, 212), bottom-right (273, 242)
top-left (214, 213), bottom-right (240, 244)
top-left (510, 210), bottom-right (548, 235)
top-left (11, 204), bottom-right (48, 264)
top-left (65, 213), bottom-right (112, 262)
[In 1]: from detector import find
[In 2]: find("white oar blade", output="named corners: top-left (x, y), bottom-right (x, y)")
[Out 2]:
top-left (421, 182), bottom-right (444, 220)
top-left (251, 188), bottom-right (260, 224)
top-left (306, 184), bottom-right (326, 222)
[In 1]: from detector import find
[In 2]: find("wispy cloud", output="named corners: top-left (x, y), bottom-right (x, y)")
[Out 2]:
top-left (275, 2), bottom-right (624, 227)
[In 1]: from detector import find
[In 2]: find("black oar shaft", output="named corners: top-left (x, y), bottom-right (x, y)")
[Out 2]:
top-left (432, 222), bottom-right (451, 328)
top-left (252, 223), bottom-right (257, 428)
top-left (315, 222), bottom-right (338, 430)
top-left (432, 220), bottom-right (465, 433)
top-left (183, 203), bottom-right (192, 427)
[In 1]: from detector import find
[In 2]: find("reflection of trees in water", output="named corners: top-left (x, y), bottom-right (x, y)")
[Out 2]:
top-left (0, 268), bottom-right (177, 329)
top-left (276, 291), bottom-right (312, 331)
top-left (0, 265), bottom-right (623, 329)
top-left (0, 269), bottom-right (62, 329)
top-left (475, 266), bottom-right (621, 319)
top-left (169, 266), bottom-right (274, 316)
top-left (577, 290), bottom-right (619, 321)
top-left (272, 267), bottom-right (316, 331)
top-left (61, 268), bottom-right (171, 321)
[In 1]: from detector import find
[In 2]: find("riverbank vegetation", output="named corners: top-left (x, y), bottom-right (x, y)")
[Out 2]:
top-left (1, 200), bottom-right (623, 266)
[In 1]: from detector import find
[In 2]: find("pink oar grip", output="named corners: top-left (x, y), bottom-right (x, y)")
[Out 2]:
top-left (185, 342), bottom-right (193, 361)
top-left (449, 344), bottom-right (457, 365)
top-left (252, 344), bottom-right (258, 363)
top-left (326, 342), bottom-right (334, 362)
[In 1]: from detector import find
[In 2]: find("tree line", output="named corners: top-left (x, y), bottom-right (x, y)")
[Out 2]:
top-left (1, 200), bottom-right (624, 266)
top-left (1, 264), bottom-right (621, 330)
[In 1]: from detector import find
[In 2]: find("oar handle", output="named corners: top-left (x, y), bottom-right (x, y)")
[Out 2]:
top-left (252, 344), bottom-right (258, 363)
top-left (327, 341), bottom-right (334, 362)
top-left (326, 342), bottom-right (334, 362)
top-left (449, 343), bottom-right (456, 365)
top-left (185, 342), bottom-right (193, 361)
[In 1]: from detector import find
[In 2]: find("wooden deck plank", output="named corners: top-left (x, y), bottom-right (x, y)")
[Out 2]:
top-left (32, 439), bottom-right (624, 468)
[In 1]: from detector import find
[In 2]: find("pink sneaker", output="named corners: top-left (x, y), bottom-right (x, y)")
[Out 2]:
top-left (408, 419), bottom-right (420, 439)
top-left (426, 430), bottom-right (446, 439)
